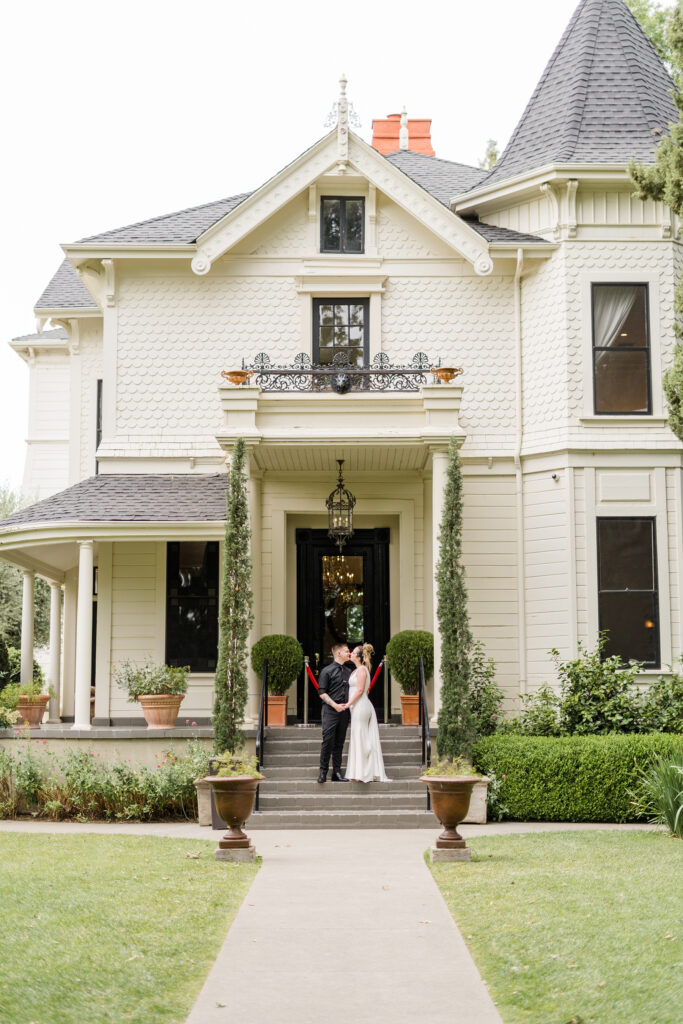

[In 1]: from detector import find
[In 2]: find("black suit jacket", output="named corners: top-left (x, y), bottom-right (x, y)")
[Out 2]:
top-left (318, 660), bottom-right (353, 705)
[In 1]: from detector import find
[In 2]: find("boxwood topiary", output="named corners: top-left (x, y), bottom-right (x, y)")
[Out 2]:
top-left (385, 630), bottom-right (434, 695)
top-left (251, 634), bottom-right (304, 697)
top-left (472, 733), bottom-right (683, 823)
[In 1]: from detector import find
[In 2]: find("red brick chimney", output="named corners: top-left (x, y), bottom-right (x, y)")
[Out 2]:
top-left (371, 111), bottom-right (435, 156)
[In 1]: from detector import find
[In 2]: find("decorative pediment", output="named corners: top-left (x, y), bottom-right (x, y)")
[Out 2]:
top-left (192, 89), bottom-right (493, 276)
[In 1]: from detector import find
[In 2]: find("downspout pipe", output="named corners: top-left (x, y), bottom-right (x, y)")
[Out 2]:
top-left (514, 247), bottom-right (527, 696)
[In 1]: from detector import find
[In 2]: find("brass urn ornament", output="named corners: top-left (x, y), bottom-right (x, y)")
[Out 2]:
top-left (431, 366), bottom-right (463, 383)
top-left (221, 369), bottom-right (254, 386)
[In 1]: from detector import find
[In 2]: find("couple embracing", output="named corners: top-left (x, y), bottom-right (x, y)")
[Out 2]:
top-left (317, 642), bottom-right (391, 784)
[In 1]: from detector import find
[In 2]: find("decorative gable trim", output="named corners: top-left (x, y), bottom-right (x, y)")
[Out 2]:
top-left (191, 131), bottom-right (494, 276)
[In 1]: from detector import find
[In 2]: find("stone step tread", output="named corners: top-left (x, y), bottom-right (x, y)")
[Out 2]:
top-left (258, 795), bottom-right (427, 811)
top-left (266, 726), bottom-right (421, 735)
top-left (261, 766), bottom-right (422, 781)
top-left (247, 810), bottom-right (437, 829)
top-left (260, 780), bottom-right (425, 794)
top-left (263, 753), bottom-right (421, 766)
top-left (264, 738), bottom-right (422, 751)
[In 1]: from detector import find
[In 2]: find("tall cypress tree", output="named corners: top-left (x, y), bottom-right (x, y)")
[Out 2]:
top-left (436, 437), bottom-right (477, 758)
top-left (213, 438), bottom-right (254, 753)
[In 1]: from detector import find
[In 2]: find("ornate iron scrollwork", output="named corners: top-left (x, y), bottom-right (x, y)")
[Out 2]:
top-left (234, 351), bottom-right (454, 393)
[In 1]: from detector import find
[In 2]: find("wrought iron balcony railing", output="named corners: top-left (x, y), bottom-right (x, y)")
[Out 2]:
top-left (223, 352), bottom-right (462, 393)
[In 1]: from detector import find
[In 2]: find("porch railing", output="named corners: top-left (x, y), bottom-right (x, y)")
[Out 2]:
top-left (231, 351), bottom-right (461, 394)
top-left (255, 659), bottom-right (268, 811)
top-left (418, 656), bottom-right (432, 811)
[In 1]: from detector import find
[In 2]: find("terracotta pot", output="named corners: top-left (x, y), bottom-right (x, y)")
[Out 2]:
top-left (400, 693), bottom-right (420, 726)
top-left (267, 694), bottom-right (288, 727)
top-left (137, 694), bottom-right (184, 729)
top-left (16, 695), bottom-right (50, 729)
top-left (221, 369), bottom-right (253, 386)
top-left (420, 775), bottom-right (485, 849)
top-left (431, 366), bottom-right (462, 383)
top-left (205, 775), bottom-right (262, 849)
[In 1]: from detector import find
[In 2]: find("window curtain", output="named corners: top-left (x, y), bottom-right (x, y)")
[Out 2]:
top-left (594, 285), bottom-right (639, 364)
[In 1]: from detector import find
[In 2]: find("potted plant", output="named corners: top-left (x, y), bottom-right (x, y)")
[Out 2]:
top-left (114, 660), bottom-right (190, 728)
top-left (204, 750), bottom-right (264, 856)
top-left (385, 630), bottom-right (434, 725)
top-left (420, 757), bottom-right (489, 855)
top-left (250, 634), bottom-right (304, 727)
top-left (0, 680), bottom-right (54, 729)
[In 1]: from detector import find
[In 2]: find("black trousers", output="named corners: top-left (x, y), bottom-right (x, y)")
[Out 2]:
top-left (320, 705), bottom-right (350, 775)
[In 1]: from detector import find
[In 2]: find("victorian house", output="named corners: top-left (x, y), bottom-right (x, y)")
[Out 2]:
top-left (2, 0), bottom-right (680, 734)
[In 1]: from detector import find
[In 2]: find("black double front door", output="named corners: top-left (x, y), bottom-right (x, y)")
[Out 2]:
top-left (296, 528), bottom-right (390, 723)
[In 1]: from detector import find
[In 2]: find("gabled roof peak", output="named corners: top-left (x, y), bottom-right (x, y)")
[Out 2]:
top-left (484, 0), bottom-right (678, 186)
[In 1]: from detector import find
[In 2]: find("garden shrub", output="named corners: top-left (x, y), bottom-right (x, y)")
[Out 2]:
top-left (499, 683), bottom-right (563, 736)
top-left (472, 733), bottom-right (683, 822)
top-left (0, 739), bottom-right (211, 821)
top-left (553, 636), bottom-right (643, 734)
top-left (5, 647), bottom-right (44, 688)
top-left (250, 634), bottom-right (304, 696)
top-left (468, 640), bottom-right (504, 737)
top-left (632, 753), bottom-right (683, 838)
top-left (640, 665), bottom-right (683, 733)
top-left (385, 630), bottom-right (434, 694)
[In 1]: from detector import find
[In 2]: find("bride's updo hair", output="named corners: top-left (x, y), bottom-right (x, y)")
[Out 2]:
top-left (361, 642), bottom-right (374, 673)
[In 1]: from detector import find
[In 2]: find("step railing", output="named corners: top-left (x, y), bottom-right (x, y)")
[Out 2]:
top-left (255, 659), bottom-right (268, 811)
top-left (418, 656), bottom-right (432, 810)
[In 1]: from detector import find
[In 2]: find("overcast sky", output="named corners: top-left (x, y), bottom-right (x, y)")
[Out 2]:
top-left (0, 0), bottom-right (663, 491)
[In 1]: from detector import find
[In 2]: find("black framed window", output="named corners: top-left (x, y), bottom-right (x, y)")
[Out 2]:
top-left (165, 541), bottom-right (219, 673)
top-left (313, 299), bottom-right (369, 368)
top-left (592, 283), bottom-right (650, 414)
top-left (95, 379), bottom-right (103, 475)
top-left (321, 197), bottom-right (364, 253)
top-left (597, 517), bottom-right (659, 667)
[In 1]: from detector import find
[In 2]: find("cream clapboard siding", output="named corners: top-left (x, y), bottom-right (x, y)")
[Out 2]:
top-left (108, 540), bottom-right (215, 720)
top-left (666, 468), bottom-right (682, 661)
top-left (462, 474), bottom-right (519, 703)
top-left (22, 352), bottom-right (70, 499)
top-left (574, 468), bottom-right (589, 649)
top-left (523, 469), bottom-right (572, 689)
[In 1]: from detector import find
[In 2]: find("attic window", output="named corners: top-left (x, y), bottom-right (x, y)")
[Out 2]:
top-left (592, 284), bottom-right (650, 415)
top-left (321, 197), bottom-right (364, 253)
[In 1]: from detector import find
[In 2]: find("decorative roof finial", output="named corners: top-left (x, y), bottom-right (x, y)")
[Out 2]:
top-left (324, 74), bottom-right (362, 173)
top-left (399, 107), bottom-right (409, 150)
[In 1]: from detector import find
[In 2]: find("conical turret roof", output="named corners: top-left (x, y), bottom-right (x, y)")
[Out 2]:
top-left (484, 0), bottom-right (678, 186)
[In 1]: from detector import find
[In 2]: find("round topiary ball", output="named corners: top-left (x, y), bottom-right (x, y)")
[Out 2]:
top-left (251, 635), bottom-right (304, 696)
top-left (385, 630), bottom-right (434, 695)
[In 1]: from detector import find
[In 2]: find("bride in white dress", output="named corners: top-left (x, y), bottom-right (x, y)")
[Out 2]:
top-left (344, 643), bottom-right (391, 783)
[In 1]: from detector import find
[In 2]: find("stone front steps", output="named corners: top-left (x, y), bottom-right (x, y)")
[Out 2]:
top-left (248, 725), bottom-right (436, 830)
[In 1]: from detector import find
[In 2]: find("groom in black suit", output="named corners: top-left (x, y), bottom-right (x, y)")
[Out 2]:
top-left (317, 642), bottom-right (352, 783)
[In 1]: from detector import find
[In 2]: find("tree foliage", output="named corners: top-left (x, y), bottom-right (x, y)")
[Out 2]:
top-left (0, 484), bottom-right (50, 649)
top-left (212, 439), bottom-right (254, 753)
top-left (626, 0), bottom-right (677, 76)
top-left (478, 138), bottom-right (499, 170)
top-left (436, 438), bottom-right (477, 758)
top-left (629, 4), bottom-right (683, 438)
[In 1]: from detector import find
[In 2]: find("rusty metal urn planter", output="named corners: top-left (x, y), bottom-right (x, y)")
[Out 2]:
top-left (17, 695), bottom-right (50, 729)
top-left (137, 694), bottom-right (184, 729)
top-left (420, 775), bottom-right (483, 849)
top-left (399, 693), bottom-right (420, 726)
top-left (205, 775), bottom-right (262, 849)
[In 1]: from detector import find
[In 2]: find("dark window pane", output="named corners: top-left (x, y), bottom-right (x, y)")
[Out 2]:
top-left (349, 326), bottom-right (363, 345)
top-left (322, 199), bottom-right (341, 251)
top-left (335, 326), bottom-right (349, 346)
top-left (350, 304), bottom-right (365, 325)
top-left (349, 348), bottom-right (364, 367)
top-left (319, 348), bottom-right (332, 365)
top-left (599, 592), bottom-right (658, 665)
top-left (594, 349), bottom-right (649, 413)
top-left (598, 519), bottom-right (654, 590)
top-left (319, 304), bottom-right (334, 325)
top-left (334, 305), bottom-right (349, 325)
top-left (320, 326), bottom-right (334, 348)
top-left (344, 200), bottom-right (363, 252)
top-left (593, 285), bottom-right (648, 349)
top-left (166, 541), bottom-right (219, 673)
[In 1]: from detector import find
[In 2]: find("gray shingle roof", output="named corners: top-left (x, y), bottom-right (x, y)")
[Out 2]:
top-left (384, 150), bottom-right (486, 205)
top-left (12, 327), bottom-right (68, 343)
top-left (35, 260), bottom-right (98, 311)
top-left (484, 0), bottom-right (678, 186)
top-left (0, 475), bottom-right (228, 530)
top-left (78, 193), bottom-right (252, 244)
top-left (462, 219), bottom-right (546, 244)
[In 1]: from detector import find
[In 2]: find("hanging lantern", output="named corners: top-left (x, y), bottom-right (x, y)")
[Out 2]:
top-left (326, 459), bottom-right (356, 551)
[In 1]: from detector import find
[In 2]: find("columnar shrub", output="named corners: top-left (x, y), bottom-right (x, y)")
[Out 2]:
top-left (213, 438), bottom-right (254, 754)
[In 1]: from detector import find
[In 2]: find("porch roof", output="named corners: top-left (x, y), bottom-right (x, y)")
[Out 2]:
top-left (0, 474), bottom-right (228, 532)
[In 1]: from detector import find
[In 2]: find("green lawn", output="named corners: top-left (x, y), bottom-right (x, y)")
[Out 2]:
top-left (1, 834), bottom-right (258, 1024)
top-left (430, 831), bottom-right (682, 1024)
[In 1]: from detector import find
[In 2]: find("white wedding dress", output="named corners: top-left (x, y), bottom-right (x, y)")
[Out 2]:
top-left (345, 668), bottom-right (391, 783)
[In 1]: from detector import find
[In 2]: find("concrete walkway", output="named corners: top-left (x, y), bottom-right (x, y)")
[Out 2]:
top-left (0, 821), bottom-right (654, 1024)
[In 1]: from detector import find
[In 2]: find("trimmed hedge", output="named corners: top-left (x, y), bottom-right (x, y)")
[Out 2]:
top-left (472, 733), bottom-right (683, 823)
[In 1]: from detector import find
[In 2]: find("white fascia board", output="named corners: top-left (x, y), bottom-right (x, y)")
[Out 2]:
top-left (63, 244), bottom-right (195, 260)
top-left (32, 307), bottom-right (99, 318)
top-left (10, 338), bottom-right (70, 362)
top-left (487, 242), bottom-right (557, 259)
top-left (0, 521), bottom-right (226, 550)
top-left (453, 164), bottom-right (632, 214)
top-left (192, 130), bottom-right (495, 276)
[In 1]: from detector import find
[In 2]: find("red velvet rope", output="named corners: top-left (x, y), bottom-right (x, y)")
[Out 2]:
top-left (305, 662), bottom-right (384, 694)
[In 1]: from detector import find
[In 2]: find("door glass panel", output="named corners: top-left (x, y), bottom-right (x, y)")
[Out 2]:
top-left (321, 554), bottom-right (364, 664)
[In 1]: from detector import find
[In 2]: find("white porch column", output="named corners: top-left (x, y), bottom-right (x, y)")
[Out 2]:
top-left (20, 570), bottom-right (35, 685)
top-left (431, 449), bottom-right (449, 723)
top-left (48, 583), bottom-right (62, 722)
top-left (72, 540), bottom-right (94, 730)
